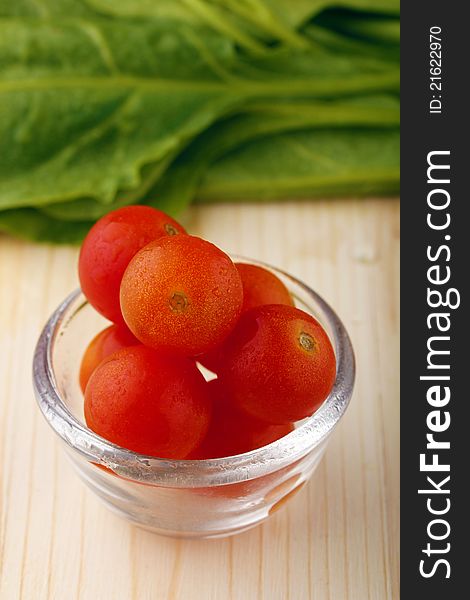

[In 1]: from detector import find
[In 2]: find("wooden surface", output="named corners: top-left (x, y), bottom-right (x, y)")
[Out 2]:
top-left (0, 199), bottom-right (399, 600)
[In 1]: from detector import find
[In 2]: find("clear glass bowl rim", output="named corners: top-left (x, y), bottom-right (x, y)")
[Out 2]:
top-left (33, 257), bottom-right (355, 487)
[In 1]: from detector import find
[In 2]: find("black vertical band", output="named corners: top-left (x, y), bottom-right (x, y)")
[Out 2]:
top-left (401, 2), bottom-right (467, 596)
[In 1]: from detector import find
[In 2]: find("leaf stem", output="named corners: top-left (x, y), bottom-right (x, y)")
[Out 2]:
top-left (0, 71), bottom-right (399, 97)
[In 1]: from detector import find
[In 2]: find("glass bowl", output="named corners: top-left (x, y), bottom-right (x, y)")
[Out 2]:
top-left (33, 257), bottom-right (355, 539)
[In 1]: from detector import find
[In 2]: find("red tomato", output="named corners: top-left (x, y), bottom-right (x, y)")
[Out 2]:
top-left (120, 235), bottom-right (243, 356)
top-left (189, 380), bottom-right (294, 459)
top-left (79, 206), bottom-right (186, 324)
top-left (84, 346), bottom-right (212, 458)
top-left (79, 324), bottom-right (139, 392)
top-left (236, 263), bottom-right (293, 312)
top-left (219, 304), bottom-right (336, 424)
top-left (197, 264), bottom-right (294, 373)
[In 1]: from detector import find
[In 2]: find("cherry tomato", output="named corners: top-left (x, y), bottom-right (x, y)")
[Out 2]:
top-left (219, 304), bottom-right (336, 424)
top-left (79, 324), bottom-right (139, 392)
top-left (196, 264), bottom-right (294, 373)
top-left (120, 235), bottom-right (243, 356)
top-left (236, 263), bottom-right (293, 312)
top-left (79, 206), bottom-right (186, 324)
top-left (189, 380), bottom-right (294, 459)
top-left (84, 346), bottom-right (212, 458)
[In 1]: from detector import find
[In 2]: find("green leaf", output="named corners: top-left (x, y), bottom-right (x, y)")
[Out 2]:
top-left (0, 1), bottom-right (400, 242)
top-left (0, 207), bottom-right (92, 243)
top-left (40, 96), bottom-right (398, 220)
top-left (146, 96), bottom-right (399, 211)
top-left (0, 17), bottom-right (245, 210)
top-left (0, 14), bottom-right (398, 213)
top-left (195, 128), bottom-right (399, 201)
top-left (265, 0), bottom-right (399, 30)
top-left (304, 23), bottom-right (399, 62)
top-left (315, 10), bottom-right (400, 45)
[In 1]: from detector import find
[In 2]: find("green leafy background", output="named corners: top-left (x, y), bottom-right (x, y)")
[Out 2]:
top-left (0, 0), bottom-right (399, 243)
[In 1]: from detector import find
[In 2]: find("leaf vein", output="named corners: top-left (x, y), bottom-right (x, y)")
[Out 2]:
top-left (76, 20), bottom-right (119, 74)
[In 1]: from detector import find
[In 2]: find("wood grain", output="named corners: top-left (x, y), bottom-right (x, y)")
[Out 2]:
top-left (0, 199), bottom-right (399, 600)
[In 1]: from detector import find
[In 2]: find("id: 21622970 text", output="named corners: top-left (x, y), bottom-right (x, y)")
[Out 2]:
top-left (429, 26), bottom-right (443, 114)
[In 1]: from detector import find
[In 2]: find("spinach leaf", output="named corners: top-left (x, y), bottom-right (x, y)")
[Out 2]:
top-left (41, 96), bottom-right (398, 220)
top-left (196, 128), bottom-right (399, 201)
top-left (0, 207), bottom-right (92, 243)
top-left (0, 16), bottom-right (398, 213)
top-left (0, 0), bottom-right (400, 242)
